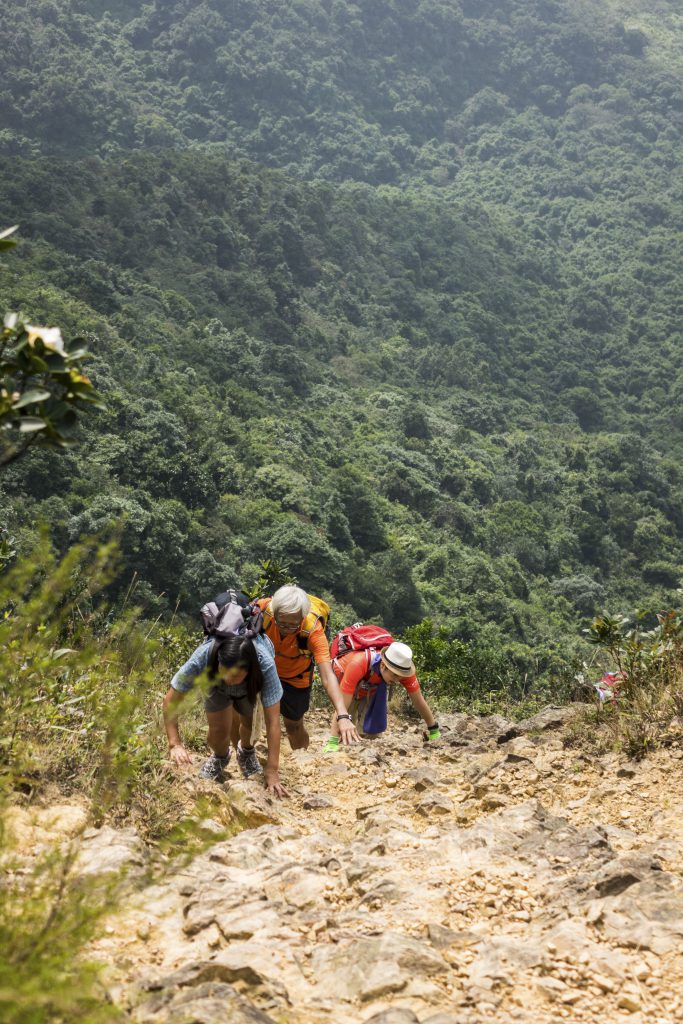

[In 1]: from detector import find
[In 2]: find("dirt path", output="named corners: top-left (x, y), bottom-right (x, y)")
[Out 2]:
top-left (82, 708), bottom-right (683, 1024)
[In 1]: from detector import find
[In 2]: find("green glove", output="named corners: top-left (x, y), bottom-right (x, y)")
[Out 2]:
top-left (424, 723), bottom-right (441, 742)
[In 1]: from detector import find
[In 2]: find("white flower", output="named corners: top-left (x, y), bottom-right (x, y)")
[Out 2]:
top-left (25, 324), bottom-right (66, 356)
top-left (3, 312), bottom-right (18, 330)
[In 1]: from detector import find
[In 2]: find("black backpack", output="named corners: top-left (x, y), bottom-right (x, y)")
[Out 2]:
top-left (199, 588), bottom-right (264, 640)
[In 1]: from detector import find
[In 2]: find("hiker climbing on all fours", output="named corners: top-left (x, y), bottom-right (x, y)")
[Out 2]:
top-left (325, 629), bottom-right (441, 751)
top-left (162, 630), bottom-right (289, 798)
top-left (256, 585), bottom-right (361, 751)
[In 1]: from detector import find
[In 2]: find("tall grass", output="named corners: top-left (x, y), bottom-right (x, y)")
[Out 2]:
top-left (0, 537), bottom-right (207, 1024)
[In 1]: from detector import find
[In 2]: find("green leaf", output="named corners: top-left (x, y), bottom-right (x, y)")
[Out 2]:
top-left (12, 389), bottom-right (51, 409)
top-left (17, 416), bottom-right (47, 433)
top-left (52, 648), bottom-right (75, 660)
top-left (0, 225), bottom-right (18, 251)
top-left (20, 352), bottom-right (50, 373)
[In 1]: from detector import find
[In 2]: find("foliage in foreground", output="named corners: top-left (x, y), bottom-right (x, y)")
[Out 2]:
top-left (0, 536), bottom-right (201, 829)
top-left (1, 227), bottom-right (103, 467)
top-left (0, 849), bottom-right (122, 1024)
top-left (0, 539), bottom-right (205, 1024)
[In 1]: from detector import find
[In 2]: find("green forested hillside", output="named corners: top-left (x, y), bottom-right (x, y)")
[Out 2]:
top-left (2, 0), bottom-right (682, 697)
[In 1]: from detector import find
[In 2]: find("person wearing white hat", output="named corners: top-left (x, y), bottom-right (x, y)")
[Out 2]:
top-left (325, 640), bottom-right (440, 749)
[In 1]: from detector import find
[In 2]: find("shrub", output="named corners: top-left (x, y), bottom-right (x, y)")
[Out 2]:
top-left (585, 604), bottom-right (683, 757)
top-left (403, 618), bottom-right (571, 717)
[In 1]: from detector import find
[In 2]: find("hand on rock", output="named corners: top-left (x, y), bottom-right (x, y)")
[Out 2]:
top-left (169, 744), bottom-right (193, 765)
top-left (265, 771), bottom-right (290, 799)
top-left (338, 717), bottom-right (361, 744)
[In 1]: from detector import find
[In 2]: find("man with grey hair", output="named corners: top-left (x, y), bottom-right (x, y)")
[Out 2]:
top-left (256, 586), bottom-right (360, 750)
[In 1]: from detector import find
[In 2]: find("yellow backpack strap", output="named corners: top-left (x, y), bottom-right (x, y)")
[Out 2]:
top-left (297, 596), bottom-right (331, 647)
top-left (298, 610), bottom-right (321, 639)
top-left (262, 600), bottom-right (274, 632)
top-left (301, 595), bottom-right (330, 634)
top-left (296, 611), bottom-right (317, 654)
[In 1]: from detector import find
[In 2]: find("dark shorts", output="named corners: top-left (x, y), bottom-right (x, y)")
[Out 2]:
top-left (280, 681), bottom-right (311, 722)
top-left (204, 682), bottom-right (254, 716)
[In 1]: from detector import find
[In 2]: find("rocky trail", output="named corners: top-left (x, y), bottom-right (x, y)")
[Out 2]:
top-left (14, 707), bottom-right (683, 1024)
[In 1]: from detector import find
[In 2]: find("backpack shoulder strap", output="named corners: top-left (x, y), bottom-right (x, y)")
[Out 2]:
top-left (298, 610), bottom-right (323, 638)
top-left (364, 650), bottom-right (385, 686)
top-left (349, 649), bottom-right (378, 700)
top-left (258, 598), bottom-right (274, 630)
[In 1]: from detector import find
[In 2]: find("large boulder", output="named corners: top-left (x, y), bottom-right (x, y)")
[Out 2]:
top-left (310, 932), bottom-right (446, 1003)
top-left (132, 981), bottom-right (275, 1023)
top-left (594, 872), bottom-right (683, 954)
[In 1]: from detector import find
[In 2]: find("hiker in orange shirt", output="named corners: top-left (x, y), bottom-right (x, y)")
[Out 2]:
top-left (325, 641), bottom-right (440, 751)
top-left (256, 586), bottom-right (360, 750)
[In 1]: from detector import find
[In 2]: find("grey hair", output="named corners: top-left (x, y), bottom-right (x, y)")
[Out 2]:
top-left (271, 585), bottom-right (310, 619)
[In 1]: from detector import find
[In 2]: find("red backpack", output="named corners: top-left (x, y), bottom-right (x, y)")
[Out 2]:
top-left (330, 623), bottom-right (394, 660)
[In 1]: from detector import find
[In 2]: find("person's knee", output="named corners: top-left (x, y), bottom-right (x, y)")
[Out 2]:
top-left (284, 717), bottom-right (309, 749)
top-left (207, 717), bottom-right (230, 746)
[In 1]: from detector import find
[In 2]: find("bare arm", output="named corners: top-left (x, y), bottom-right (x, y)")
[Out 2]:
top-left (318, 661), bottom-right (360, 744)
top-left (330, 688), bottom-right (355, 737)
top-left (408, 688), bottom-right (437, 728)
top-left (162, 687), bottom-right (193, 764)
top-left (263, 702), bottom-right (289, 798)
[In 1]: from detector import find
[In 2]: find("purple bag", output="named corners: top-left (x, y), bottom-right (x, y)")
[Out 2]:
top-left (362, 680), bottom-right (388, 734)
top-left (200, 589), bottom-right (263, 640)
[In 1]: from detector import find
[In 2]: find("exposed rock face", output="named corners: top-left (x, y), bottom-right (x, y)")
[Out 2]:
top-left (76, 825), bottom-right (148, 879)
top-left (79, 708), bottom-right (683, 1023)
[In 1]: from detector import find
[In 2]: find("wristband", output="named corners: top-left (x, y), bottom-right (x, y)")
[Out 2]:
top-left (337, 714), bottom-right (353, 722)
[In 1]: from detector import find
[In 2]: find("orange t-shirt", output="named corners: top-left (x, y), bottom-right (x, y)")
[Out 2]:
top-left (257, 598), bottom-right (331, 688)
top-left (333, 650), bottom-right (420, 698)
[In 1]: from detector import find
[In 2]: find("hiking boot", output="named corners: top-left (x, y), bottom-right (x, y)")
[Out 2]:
top-left (198, 751), bottom-right (231, 782)
top-left (236, 742), bottom-right (262, 778)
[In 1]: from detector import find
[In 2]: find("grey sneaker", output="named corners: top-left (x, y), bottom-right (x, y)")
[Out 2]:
top-left (198, 751), bottom-right (231, 782)
top-left (236, 743), bottom-right (262, 778)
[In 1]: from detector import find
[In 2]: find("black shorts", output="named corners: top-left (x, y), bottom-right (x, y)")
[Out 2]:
top-left (204, 682), bottom-right (254, 716)
top-left (280, 681), bottom-right (311, 722)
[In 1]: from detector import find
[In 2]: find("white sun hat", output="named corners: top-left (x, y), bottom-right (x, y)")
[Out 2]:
top-left (380, 641), bottom-right (415, 677)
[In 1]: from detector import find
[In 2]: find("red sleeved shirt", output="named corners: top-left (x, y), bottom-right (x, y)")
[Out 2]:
top-left (333, 650), bottom-right (420, 698)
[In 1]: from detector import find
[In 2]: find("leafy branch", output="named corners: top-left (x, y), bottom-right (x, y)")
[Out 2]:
top-left (1, 227), bottom-right (104, 467)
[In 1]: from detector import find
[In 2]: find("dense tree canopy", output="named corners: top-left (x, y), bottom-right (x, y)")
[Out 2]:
top-left (1, 0), bottom-right (682, 691)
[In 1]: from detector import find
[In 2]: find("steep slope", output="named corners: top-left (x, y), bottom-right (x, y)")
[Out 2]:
top-left (43, 709), bottom-right (683, 1023)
